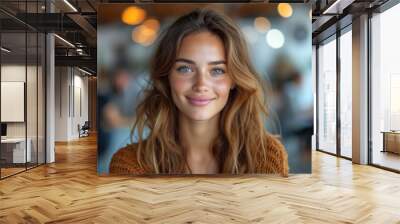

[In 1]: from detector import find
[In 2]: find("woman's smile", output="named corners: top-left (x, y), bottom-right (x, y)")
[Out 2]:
top-left (186, 96), bottom-right (216, 106)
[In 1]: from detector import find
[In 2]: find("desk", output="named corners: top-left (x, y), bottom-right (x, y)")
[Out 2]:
top-left (1, 138), bottom-right (31, 163)
top-left (381, 131), bottom-right (400, 154)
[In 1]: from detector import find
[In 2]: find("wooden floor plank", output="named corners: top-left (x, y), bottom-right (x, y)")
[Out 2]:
top-left (0, 135), bottom-right (399, 223)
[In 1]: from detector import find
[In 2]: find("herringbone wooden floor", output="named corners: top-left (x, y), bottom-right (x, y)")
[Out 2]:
top-left (1, 135), bottom-right (400, 224)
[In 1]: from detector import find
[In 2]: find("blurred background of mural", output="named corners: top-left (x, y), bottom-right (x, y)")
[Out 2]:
top-left (97, 3), bottom-right (313, 175)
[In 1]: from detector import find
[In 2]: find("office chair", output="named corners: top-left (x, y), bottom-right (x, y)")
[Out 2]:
top-left (79, 121), bottom-right (90, 138)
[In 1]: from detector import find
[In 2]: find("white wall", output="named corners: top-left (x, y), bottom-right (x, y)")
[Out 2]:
top-left (1, 65), bottom-right (26, 133)
top-left (72, 73), bottom-right (89, 138)
top-left (1, 65), bottom-right (39, 137)
top-left (55, 66), bottom-right (69, 141)
top-left (54, 67), bottom-right (89, 141)
top-left (1, 64), bottom-right (46, 164)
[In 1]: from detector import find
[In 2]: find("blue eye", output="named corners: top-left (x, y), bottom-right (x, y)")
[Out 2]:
top-left (211, 68), bottom-right (226, 76)
top-left (176, 65), bottom-right (193, 73)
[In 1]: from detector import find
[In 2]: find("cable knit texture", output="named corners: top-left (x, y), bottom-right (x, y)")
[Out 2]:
top-left (109, 134), bottom-right (289, 176)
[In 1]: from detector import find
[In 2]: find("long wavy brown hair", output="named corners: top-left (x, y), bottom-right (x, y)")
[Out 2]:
top-left (132, 8), bottom-right (280, 174)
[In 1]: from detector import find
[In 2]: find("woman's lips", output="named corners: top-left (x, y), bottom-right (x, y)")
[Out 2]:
top-left (186, 96), bottom-right (215, 106)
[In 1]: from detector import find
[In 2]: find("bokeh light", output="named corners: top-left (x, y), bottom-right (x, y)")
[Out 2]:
top-left (254, 17), bottom-right (271, 33)
top-left (121, 6), bottom-right (146, 25)
top-left (132, 19), bottom-right (160, 46)
top-left (266, 29), bottom-right (285, 49)
top-left (277, 3), bottom-right (293, 18)
top-left (142, 18), bottom-right (160, 31)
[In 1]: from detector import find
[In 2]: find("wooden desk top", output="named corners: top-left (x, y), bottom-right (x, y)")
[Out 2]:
top-left (381, 131), bottom-right (400, 134)
top-left (1, 138), bottom-right (29, 143)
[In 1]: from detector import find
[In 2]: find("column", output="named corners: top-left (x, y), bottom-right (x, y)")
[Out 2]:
top-left (352, 14), bottom-right (369, 164)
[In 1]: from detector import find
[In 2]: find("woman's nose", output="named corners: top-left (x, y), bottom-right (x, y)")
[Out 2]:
top-left (192, 69), bottom-right (209, 92)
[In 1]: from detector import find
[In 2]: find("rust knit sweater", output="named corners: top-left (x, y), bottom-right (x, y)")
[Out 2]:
top-left (109, 134), bottom-right (289, 176)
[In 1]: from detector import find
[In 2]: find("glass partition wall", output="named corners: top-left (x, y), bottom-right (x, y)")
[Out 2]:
top-left (0, 1), bottom-right (46, 179)
top-left (0, 29), bottom-right (27, 177)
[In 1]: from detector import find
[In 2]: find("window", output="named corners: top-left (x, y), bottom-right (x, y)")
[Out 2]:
top-left (317, 37), bottom-right (337, 154)
top-left (339, 29), bottom-right (352, 158)
top-left (371, 3), bottom-right (400, 171)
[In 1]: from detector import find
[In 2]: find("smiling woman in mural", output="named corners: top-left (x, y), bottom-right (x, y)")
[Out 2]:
top-left (109, 8), bottom-right (289, 176)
